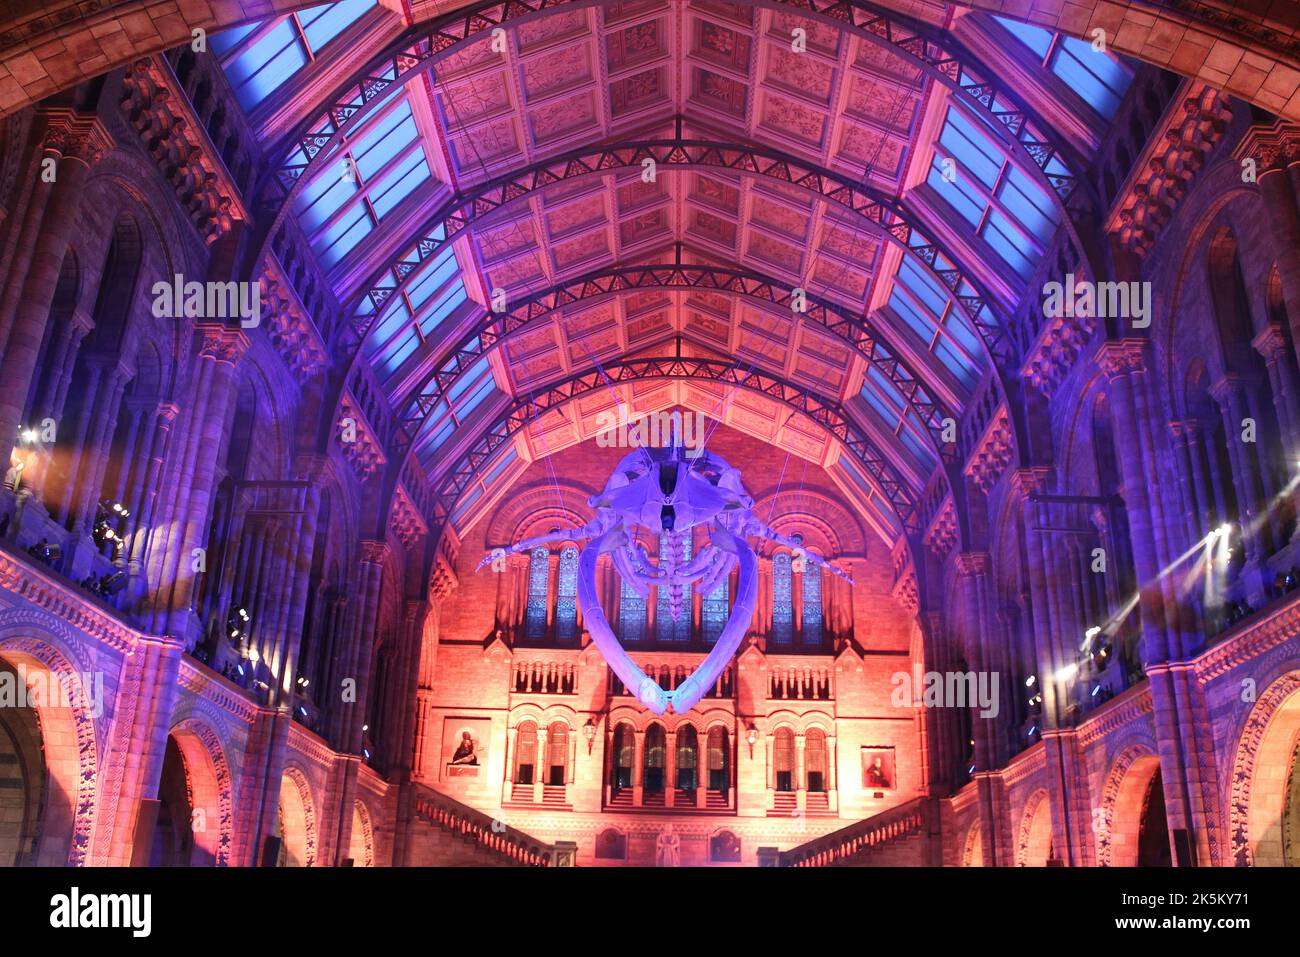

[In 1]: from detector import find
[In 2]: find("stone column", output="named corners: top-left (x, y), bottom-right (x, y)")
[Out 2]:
top-left (632, 729), bottom-right (645, 806)
top-left (1211, 374), bottom-right (1269, 571)
top-left (664, 729), bottom-right (676, 806)
top-left (149, 324), bottom-right (249, 646)
top-left (533, 727), bottom-right (548, 803)
top-left (0, 110), bottom-right (110, 469)
top-left (1239, 127), bottom-right (1300, 374)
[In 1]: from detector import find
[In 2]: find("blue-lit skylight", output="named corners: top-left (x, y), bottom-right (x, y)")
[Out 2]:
top-left (215, 0), bottom-right (376, 111)
top-left (995, 16), bottom-right (1133, 117)
top-left (292, 96), bottom-right (432, 269)
top-left (885, 250), bottom-right (984, 391)
top-left (927, 104), bottom-right (1060, 279)
top-left (411, 356), bottom-right (500, 467)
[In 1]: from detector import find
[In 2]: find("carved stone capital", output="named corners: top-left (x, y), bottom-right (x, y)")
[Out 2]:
top-left (954, 551), bottom-right (991, 576)
top-left (360, 539), bottom-right (391, 566)
top-left (1252, 322), bottom-right (1290, 363)
top-left (1095, 340), bottom-right (1148, 380)
top-left (39, 107), bottom-right (113, 166)
top-left (197, 324), bottom-right (250, 365)
top-left (1008, 466), bottom-right (1051, 501)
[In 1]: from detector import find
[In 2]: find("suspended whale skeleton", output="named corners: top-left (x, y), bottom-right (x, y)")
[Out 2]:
top-left (479, 441), bottom-right (853, 714)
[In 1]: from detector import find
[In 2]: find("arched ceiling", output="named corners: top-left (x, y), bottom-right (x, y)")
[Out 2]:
top-left (191, 0), bottom-right (1151, 542)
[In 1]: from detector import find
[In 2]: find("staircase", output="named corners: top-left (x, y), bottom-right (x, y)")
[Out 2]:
top-left (408, 784), bottom-right (574, 867)
top-left (774, 797), bottom-right (936, 866)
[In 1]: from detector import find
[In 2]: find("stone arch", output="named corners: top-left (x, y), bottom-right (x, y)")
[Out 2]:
top-left (166, 718), bottom-right (235, 866)
top-left (1229, 670), bottom-right (1300, 865)
top-left (1097, 743), bottom-right (1164, 866)
top-left (961, 818), bottom-right (984, 867)
top-left (1017, 789), bottom-right (1054, 867)
top-left (0, 634), bottom-right (99, 866)
top-left (348, 799), bottom-right (375, 867)
top-left (275, 765), bottom-right (318, 867)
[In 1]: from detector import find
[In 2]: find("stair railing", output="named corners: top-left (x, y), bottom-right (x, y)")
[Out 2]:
top-left (412, 783), bottom-right (575, 866)
top-left (776, 796), bottom-right (932, 867)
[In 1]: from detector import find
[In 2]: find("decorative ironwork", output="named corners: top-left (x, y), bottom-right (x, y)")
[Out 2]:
top-left (397, 262), bottom-right (956, 444)
top-left (429, 356), bottom-right (923, 537)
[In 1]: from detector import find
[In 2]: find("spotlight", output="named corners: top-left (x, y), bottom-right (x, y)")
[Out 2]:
top-left (248, 648), bottom-right (260, 664)
top-left (20, 428), bottom-right (37, 443)
top-left (1217, 523), bottom-right (1232, 537)
top-left (1027, 724), bottom-right (1037, 736)
top-left (1025, 675), bottom-right (1036, 687)
top-left (1054, 663), bottom-right (1078, 683)
top-left (298, 706), bottom-right (308, 717)
top-left (1085, 626), bottom-right (1101, 640)
top-left (1091, 684), bottom-right (1101, 698)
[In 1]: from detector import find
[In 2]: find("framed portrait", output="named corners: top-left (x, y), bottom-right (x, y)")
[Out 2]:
top-left (861, 746), bottom-right (896, 792)
top-left (442, 717), bottom-right (491, 779)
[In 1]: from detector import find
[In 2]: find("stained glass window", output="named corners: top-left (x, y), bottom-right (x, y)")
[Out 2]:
top-left (802, 563), bottom-right (823, 646)
top-left (772, 552), bottom-right (793, 645)
top-left (701, 576), bottom-right (729, 645)
top-left (525, 546), bottom-right (549, 639)
top-left (556, 547), bottom-right (578, 642)
top-left (656, 535), bottom-right (692, 642)
top-left (618, 569), bottom-right (646, 644)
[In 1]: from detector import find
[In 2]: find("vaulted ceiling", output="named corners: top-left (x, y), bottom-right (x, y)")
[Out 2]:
top-left (210, 0), bottom-right (1135, 542)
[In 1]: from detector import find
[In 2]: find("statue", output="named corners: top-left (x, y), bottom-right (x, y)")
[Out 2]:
top-left (479, 439), bottom-right (852, 714)
top-left (655, 822), bottom-right (681, 867)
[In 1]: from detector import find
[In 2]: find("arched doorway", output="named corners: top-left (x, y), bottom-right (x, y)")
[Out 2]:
top-left (1104, 749), bottom-right (1168, 866)
top-left (149, 737), bottom-right (196, 866)
top-left (0, 643), bottom-right (97, 865)
top-left (962, 820), bottom-right (984, 867)
top-left (275, 769), bottom-right (316, 867)
top-left (1231, 672), bottom-right (1300, 865)
top-left (348, 801), bottom-right (374, 867)
top-left (1018, 792), bottom-right (1054, 866)
top-left (149, 723), bottom-right (231, 866)
top-left (611, 722), bottom-right (634, 792)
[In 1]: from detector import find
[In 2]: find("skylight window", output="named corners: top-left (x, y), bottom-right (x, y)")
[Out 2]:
top-left (411, 357), bottom-right (500, 467)
top-left (860, 365), bottom-right (936, 473)
top-left (290, 97), bottom-right (433, 269)
top-left (215, 1), bottom-right (376, 111)
top-left (927, 104), bottom-right (1060, 279)
top-left (885, 252), bottom-right (983, 390)
top-left (994, 16), bottom-right (1132, 117)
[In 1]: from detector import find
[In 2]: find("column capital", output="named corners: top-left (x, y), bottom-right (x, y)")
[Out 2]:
top-left (1209, 373), bottom-right (1248, 404)
top-left (361, 539), bottom-right (391, 566)
top-left (1008, 466), bottom-right (1052, 501)
top-left (1251, 322), bottom-right (1290, 362)
top-left (1095, 339), bottom-right (1148, 380)
top-left (1167, 419), bottom-right (1200, 441)
top-left (39, 107), bottom-right (113, 166)
top-left (1236, 119), bottom-right (1300, 173)
top-left (954, 551), bottom-right (991, 576)
top-left (197, 323), bottom-right (250, 365)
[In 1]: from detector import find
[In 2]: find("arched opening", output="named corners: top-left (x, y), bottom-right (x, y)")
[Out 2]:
top-left (0, 661), bottom-right (45, 866)
top-left (149, 737), bottom-right (196, 866)
top-left (514, 721), bottom-right (537, 785)
top-left (611, 722), bottom-right (635, 792)
top-left (675, 725), bottom-right (698, 793)
top-left (275, 771), bottom-right (314, 867)
top-left (1233, 673), bottom-right (1300, 865)
top-left (0, 647), bottom-right (95, 865)
top-left (773, 727), bottom-right (795, 792)
top-left (348, 801), bottom-right (374, 866)
top-left (546, 721), bottom-right (568, 786)
top-left (1020, 794), bottom-right (1054, 866)
top-left (962, 820), bottom-right (984, 867)
top-left (1106, 751), bottom-right (1167, 866)
top-left (706, 726), bottom-right (729, 794)
top-left (643, 724), bottom-right (666, 798)
top-left (805, 728), bottom-right (828, 792)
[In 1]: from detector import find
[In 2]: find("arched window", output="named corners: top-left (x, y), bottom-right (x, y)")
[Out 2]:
top-left (702, 576), bottom-right (729, 645)
top-left (657, 535), bottom-right (691, 641)
top-left (617, 565), bottom-right (647, 644)
top-left (773, 727), bottom-right (795, 792)
top-left (555, 547), bottom-right (578, 642)
top-left (515, 721), bottom-right (537, 784)
top-left (707, 727), bottom-right (730, 792)
top-left (676, 726), bottom-right (699, 791)
top-left (546, 722), bottom-right (568, 786)
top-left (643, 724), bottom-right (666, 794)
top-left (806, 728), bottom-right (828, 792)
top-left (801, 562), bottom-right (823, 645)
top-left (612, 723), bottom-right (635, 791)
top-left (772, 553), bottom-right (793, 645)
top-left (525, 546), bottom-right (550, 639)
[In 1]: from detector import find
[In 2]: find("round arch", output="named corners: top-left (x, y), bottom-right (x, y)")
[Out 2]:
top-left (349, 800), bottom-right (375, 867)
top-left (162, 718), bottom-right (235, 866)
top-left (1017, 789), bottom-right (1054, 866)
top-left (275, 766), bottom-right (318, 867)
top-left (1229, 670), bottom-right (1300, 865)
top-left (961, 818), bottom-right (984, 867)
top-left (1098, 743), bottom-right (1165, 867)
